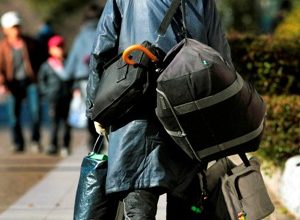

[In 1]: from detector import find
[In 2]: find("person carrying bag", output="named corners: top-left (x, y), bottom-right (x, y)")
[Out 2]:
top-left (85, 0), bottom-right (265, 219)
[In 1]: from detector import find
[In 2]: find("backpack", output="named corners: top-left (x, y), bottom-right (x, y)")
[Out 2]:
top-left (155, 38), bottom-right (266, 162)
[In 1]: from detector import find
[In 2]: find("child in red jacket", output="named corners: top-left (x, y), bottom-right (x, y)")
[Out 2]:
top-left (38, 35), bottom-right (73, 156)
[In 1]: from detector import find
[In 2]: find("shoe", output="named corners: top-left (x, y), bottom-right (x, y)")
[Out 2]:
top-left (46, 146), bottom-right (58, 155)
top-left (31, 141), bottom-right (42, 154)
top-left (13, 143), bottom-right (24, 153)
top-left (60, 147), bottom-right (70, 158)
top-left (13, 148), bottom-right (24, 153)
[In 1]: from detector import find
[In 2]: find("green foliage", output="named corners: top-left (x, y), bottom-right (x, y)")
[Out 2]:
top-left (228, 33), bottom-right (300, 167)
top-left (228, 33), bottom-right (300, 94)
top-left (258, 95), bottom-right (300, 167)
top-left (273, 2), bottom-right (300, 40)
top-left (217, 0), bottom-right (260, 33)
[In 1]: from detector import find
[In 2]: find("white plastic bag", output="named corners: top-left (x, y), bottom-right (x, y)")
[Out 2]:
top-left (68, 94), bottom-right (87, 129)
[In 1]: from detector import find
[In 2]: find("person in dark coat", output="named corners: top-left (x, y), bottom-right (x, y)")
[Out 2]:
top-left (38, 35), bottom-right (72, 157)
top-left (86, 0), bottom-right (233, 219)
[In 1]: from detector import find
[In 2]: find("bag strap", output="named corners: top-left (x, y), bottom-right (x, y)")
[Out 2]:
top-left (180, 0), bottom-right (188, 38)
top-left (157, 0), bottom-right (182, 37)
top-left (92, 134), bottom-right (109, 154)
top-left (239, 153), bottom-right (250, 167)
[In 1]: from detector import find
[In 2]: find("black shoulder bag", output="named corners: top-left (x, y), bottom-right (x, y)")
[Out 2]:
top-left (90, 0), bottom-right (182, 128)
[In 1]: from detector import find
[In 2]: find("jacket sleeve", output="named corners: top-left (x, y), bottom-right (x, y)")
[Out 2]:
top-left (86, 0), bottom-right (121, 119)
top-left (204, 0), bottom-right (234, 69)
top-left (64, 37), bottom-right (78, 79)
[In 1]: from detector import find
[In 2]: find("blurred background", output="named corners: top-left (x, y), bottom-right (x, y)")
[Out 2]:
top-left (0, 0), bottom-right (298, 167)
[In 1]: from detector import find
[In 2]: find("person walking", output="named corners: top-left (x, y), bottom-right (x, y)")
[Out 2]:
top-left (64, 3), bottom-right (102, 150)
top-left (38, 35), bottom-right (73, 157)
top-left (0, 11), bottom-right (43, 153)
top-left (86, 0), bottom-right (233, 219)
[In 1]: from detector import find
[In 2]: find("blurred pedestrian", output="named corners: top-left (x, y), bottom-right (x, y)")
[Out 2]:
top-left (0, 11), bottom-right (43, 153)
top-left (36, 20), bottom-right (55, 63)
top-left (64, 3), bottom-right (102, 150)
top-left (38, 35), bottom-right (73, 157)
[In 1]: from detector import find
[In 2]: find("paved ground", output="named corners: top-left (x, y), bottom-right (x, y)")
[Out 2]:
top-left (0, 128), bottom-right (63, 213)
top-left (0, 127), bottom-right (166, 220)
top-left (0, 127), bottom-right (299, 219)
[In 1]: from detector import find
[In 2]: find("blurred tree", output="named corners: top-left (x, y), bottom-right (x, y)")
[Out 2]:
top-left (27, 0), bottom-right (88, 23)
top-left (217, 0), bottom-right (261, 33)
top-left (217, 0), bottom-right (295, 34)
top-left (273, 0), bottom-right (300, 40)
top-left (26, 0), bottom-right (106, 49)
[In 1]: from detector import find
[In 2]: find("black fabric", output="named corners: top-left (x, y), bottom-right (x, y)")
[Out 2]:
top-left (48, 97), bottom-right (71, 149)
top-left (123, 189), bottom-right (160, 220)
top-left (166, 178), bottom-right (202, 220)
top-left (6, 79), bottom-right (30, 99)
top-left (123, 188), bottom-right (204, 220)
top-left (38, 62), bottom-right (73, 102)
top-left (156, 38), bottom-right (266, 161)
top-left (91, 41), bottom-right (164, 127)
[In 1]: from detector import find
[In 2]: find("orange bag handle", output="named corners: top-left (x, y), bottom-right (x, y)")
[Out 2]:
top-left (122, 44), bottom-right (158, 65)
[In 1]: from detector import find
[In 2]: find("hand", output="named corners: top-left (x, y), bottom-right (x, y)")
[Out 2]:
top-left (73, 89), bottom-right (81, 97)
top-left (0, 85), bottom-right (8, 96)
top-left (94, 121), bottom-right (106, 135)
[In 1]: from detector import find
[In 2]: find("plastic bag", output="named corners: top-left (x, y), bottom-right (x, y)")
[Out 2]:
top-left (73, 136), bottom-right (119, 220)
top-left (68, 94), bottom-right (87, 128)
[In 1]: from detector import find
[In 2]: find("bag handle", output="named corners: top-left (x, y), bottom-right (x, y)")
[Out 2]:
top-left (92, 133), bottom-right (109, 155)
top-left (122, 45), bottom-right (159, 65)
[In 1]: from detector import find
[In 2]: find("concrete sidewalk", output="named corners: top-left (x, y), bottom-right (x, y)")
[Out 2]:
top-left (0, 143), bottom-right (167, 220)
top-left (0, 145), bottom-right (84, 220)
top-left (0, 127), bottom-right (296, 220)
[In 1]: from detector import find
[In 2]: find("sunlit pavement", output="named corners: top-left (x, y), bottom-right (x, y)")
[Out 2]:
top-left (0, 128), bottom-right (297, 220)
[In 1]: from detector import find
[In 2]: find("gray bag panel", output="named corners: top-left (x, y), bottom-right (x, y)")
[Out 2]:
top-left (221, 157), bottom-right (274, 220)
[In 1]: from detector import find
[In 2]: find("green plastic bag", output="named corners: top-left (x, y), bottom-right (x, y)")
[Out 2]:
top-left (73, 136), bottom-right (118, 220)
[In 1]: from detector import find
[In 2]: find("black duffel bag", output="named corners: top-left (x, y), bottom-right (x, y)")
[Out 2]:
top-left (91, 41), bottom-right (164, 127)
top-left (156, 38), bottom-right (266, 162)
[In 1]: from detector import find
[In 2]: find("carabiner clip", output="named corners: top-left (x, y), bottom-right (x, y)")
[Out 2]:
top-left (122, 44), bottom-right (158, 65)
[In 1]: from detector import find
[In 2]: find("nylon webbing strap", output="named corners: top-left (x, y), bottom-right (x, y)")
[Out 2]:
top-left (157, 0), bottom-right (182, 36)
top-left (173, 73), bottom-right (244, 115)
top-left (196, 118), bottom-right (265, 159)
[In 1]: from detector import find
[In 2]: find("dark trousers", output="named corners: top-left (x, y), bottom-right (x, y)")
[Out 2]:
top-left (7, 82), bottom-right (40, 150)
top-left (123, 189), bottom-right (160, 220)
top-left (122, 188), bottom-right (199, 220)
top-left (48, 97), bottom-right (71, 149)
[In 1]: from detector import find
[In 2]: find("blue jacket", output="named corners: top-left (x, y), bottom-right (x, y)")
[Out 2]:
top-left (87, 0), bottom-right (233, 196)
top-left (64, 21), bottom-right (98, 81)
